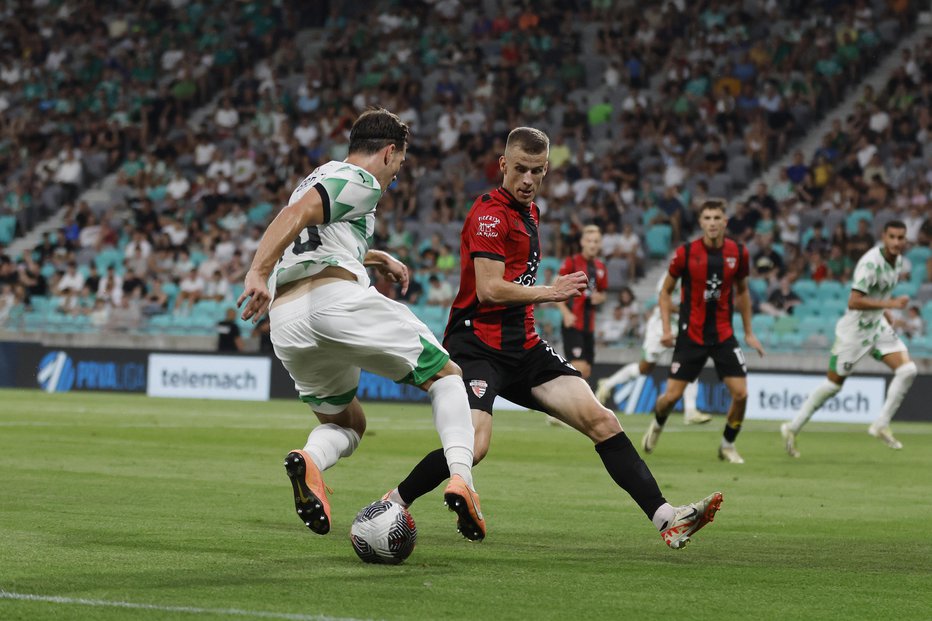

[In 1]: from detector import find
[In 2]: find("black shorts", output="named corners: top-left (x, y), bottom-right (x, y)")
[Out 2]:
top-left (561, 327), bottom-right (595, 365)
top-left (670, 335), bottom-right (748, 382)
top-left (444, 331), bottom-right (581, 414)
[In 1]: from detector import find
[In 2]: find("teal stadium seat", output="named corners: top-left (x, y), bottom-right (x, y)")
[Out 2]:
top-left (892, 282), bottom-right (918, 298)
top-left (905, 245), bottom-right (931, 266)
top-left (748, 278), bottom-right (767, 298)
top-left (845, 209), bottom-right (872, 234)
top-left (0, 215), bottom-right (17, 245)
top-left (792, 278), bottom-right (817, 299)
top-left (645, 224), bottom-right (672, 258)
top-left (817, 280), bottom-right (845, 300)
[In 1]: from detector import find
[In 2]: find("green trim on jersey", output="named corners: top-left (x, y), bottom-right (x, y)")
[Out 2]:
top-left (829, 354), bottom-right (838, 374)
top-left (299, 386), bottom-right (357, 408)
top-left (399, 336), bottom-right (450, 386)
top-left (349, 217), bottom-right (368, 241)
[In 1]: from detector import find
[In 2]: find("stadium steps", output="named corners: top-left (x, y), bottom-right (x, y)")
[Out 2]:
top-left (735, 20), bottom-right (932, 204)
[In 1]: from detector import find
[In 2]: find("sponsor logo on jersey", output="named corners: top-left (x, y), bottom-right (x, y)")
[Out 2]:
top-left (704, 273), bottom-right (723, 301)
top-left (476, 215), bottom-right (500, 238)
top-left (469, 379), bottom-right (488, 398)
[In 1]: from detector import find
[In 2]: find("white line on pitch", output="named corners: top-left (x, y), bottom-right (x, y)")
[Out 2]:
top-left (0, 590), bottom-right (376, 621)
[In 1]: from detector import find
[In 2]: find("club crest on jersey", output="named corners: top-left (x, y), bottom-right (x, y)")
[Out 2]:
top-left (476, 215), bottom-right (500, 238)
top-left (726, 257), bottom-right (736, 269)
top-left (469, 379), bottom-right (488, 398)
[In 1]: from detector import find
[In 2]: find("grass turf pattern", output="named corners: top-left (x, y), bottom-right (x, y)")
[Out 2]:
top-left (1, 389), bottom-right (930, 620)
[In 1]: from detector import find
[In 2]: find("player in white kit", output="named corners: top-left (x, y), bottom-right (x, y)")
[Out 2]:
top-left (237, 109), bottom-right (485, 540)
top-left (781, 221), bottom-right (916, 457)
top-left (595, 275), bottom-right (711, 425)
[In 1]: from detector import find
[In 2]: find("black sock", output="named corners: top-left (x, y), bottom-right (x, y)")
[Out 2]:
top-left (397, 448), bottom-right (449, 506)
top-left (654, 408), bottom-right (669, 427)
top-left (723, 422), bottom-right (741, 443)
top-left (595, 432), bottom-right (667, 519)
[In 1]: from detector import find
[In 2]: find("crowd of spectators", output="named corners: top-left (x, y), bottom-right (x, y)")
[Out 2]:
top-left (0, 0), bottom-right (930, 353)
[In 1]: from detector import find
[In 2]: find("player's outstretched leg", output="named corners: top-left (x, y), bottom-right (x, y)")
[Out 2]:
top-left (661, 492), bottom-right (724, 550)
top-left (284, 450), bottom-right (332, 534)
top-left (596, 362), bottom-right (639, 405)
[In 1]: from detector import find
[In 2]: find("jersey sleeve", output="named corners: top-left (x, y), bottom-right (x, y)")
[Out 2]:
top-left (668, 244), bottom-right (687, 278)
top-left (314, 167), bottom-right (382, 223)
top-left (736, 244), bottom-right (750, 280)
top-left (466, 203), bottom-right (510, 261)
top-left (851, 255), bottom-right (877, 294)
top-left (559, 257), bottom-right (573, 276)
top-left (596, 260), bottom-right (609, 291)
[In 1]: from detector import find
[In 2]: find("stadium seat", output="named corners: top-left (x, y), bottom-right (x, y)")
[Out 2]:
top-left (645, 224), bottom-right (672, 258)
top-left (748, 278), bottom-right (767, 298)
top-left (845, 209), bottom-right (872, 234)
top-left (773, 315), bottom-right (799, 335)
top-left (792, 278), bottom-right (817, 299)
top-left (817, 281), bottom-right (846, 300)
top-left (892, 282), bottom-right (918, 298)
top-left (751, 315), bottom-right (775, 333)
top-left (906, 245), bottom-right (931, 266)
top-left (0, 215), bottom-right (16, 245)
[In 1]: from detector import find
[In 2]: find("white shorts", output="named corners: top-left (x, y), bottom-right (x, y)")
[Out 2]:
top-left (642, 312), bottom-right (677, 364)
top-left (270, 281), bottom-right (449, 414)
top-left (830, 317), bottom-right (906, 377)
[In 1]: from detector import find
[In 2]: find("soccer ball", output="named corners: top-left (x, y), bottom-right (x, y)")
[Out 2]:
top-left (350, 500), bottom-right (417, 564)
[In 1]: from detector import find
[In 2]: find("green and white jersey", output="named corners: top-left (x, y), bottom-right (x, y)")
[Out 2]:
top-left (836, 245), bottom-right (902, 340)
top-left (271, 161), bottom-right (381, 293)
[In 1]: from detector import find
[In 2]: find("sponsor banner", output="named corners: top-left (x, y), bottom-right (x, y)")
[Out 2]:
top-left (593, 364), bottom-right (888, 424)
top-left (147, 354), bottom-right (271, 401)
top-left (0, 342), bottom-right (18, 387)
top-left (746, 373), bottom-right (885, 423)
top-left (17, 346), bottom-right (148, 393)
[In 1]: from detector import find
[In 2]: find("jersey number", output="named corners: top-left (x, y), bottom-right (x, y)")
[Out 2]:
top-left (292, 226), bottom-right (322, 254)
top-left (733, 347), bottom-right (747, 373)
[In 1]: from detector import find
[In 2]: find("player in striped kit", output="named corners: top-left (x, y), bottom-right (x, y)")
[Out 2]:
top-left (595, 273), bottom-right (711, 425)
top-left (782, 221), bottom-right (916, 456)
top-left (642, 200), bottom-right (765, 464)
top-left (238, 109), bottom-right (485, 541)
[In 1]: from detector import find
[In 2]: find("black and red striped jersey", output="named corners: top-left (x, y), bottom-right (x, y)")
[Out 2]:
top-left (668, 237), bottom-right (749, 345)
top-left (445, 188), bottom-right (542, 351)
top-left (559, 254), bottom-right (608, 333)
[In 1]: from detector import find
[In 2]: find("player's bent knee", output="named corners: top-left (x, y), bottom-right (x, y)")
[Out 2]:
top-left (584, 406), bottom-right (622, 442)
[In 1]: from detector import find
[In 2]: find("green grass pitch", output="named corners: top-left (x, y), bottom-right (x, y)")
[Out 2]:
top-left (1, 388), bottom-right (930, 620)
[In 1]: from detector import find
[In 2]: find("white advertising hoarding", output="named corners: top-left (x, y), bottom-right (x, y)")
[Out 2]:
top-left (746, 373), bottom-right (886, 423)
top-left (147, 354), bottom-right (271, 401)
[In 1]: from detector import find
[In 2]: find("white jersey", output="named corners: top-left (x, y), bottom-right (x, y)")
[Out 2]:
top-left (271, 161), bottom-right (381, 294)
top-left (835, 245), bottom-right (902, 341)
top-left (649, 273), bottom-right (682, 323)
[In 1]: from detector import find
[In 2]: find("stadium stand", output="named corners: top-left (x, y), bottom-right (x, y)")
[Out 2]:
top-left (0, 0), bottom-right (929, 360)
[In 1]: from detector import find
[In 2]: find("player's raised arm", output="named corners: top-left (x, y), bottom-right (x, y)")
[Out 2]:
top-left (238, 186), bottom-right (327, 321)
top-left (474, 257), bottom-right (587, 306)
